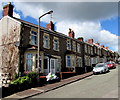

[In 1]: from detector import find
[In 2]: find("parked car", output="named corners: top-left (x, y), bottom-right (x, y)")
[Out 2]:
top-left (93, 63), bottom-right (109, 74)
top-left (106, 61), bottom-right (116, 69)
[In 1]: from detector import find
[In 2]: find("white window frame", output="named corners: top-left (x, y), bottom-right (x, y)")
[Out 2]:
top-left (67, 39), bottom-right (71, 50)
top-left (76, 57), bottom-right (82, 67)
top-left (94, 46), bottom-right (97, 54)
top-left (43, 33), bottom-right (50, 49)
top-left (31, 31), bottom-right (37, 45)
top-left (66, 55), bottom-right (71, 67)
top-left (53, 37), bottom-right (59, 51)
top-left (88, 46), bottom-right (90, 54)
top-left (72, 41), bottom-right (76, 52)
top-left (26, 53), bottom-right (33, 71)
top-left (85, 44), bottom-right (87, 53)
top-left (77, 43), bottom-right (81, 53)
top-left (91, 47), bottom-right (93, 55)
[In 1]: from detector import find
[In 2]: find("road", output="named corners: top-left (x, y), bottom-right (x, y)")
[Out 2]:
top-left (27, 65), bottom-right (118, 98)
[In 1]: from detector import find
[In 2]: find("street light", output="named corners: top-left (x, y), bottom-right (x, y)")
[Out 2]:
top-left (37, 10), bottom-right (53, 83)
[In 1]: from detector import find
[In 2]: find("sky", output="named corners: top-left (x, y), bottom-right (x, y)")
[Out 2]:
top-left (0, 0), bottom-right (119, 53)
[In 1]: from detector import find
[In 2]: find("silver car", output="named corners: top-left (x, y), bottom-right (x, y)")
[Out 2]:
top-left (93, 63), bottom-right (109, 74)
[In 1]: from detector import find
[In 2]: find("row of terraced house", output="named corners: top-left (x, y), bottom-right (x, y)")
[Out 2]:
top-left (0, 3), bottom-right (119, 81)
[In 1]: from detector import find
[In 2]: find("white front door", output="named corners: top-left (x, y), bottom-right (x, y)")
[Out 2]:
top-left (50, 58), bottom-right (56, 74)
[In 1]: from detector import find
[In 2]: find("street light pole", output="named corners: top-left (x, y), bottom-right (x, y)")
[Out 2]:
top-left (37, 10), bottom-right (53, 84)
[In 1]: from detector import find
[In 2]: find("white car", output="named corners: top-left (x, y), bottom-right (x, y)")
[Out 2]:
top-left (93, 63), bottom-right (109, 74)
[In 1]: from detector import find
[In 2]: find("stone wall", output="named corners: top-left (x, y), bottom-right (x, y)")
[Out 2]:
top-left (0, 16), bottom-right (21, 86)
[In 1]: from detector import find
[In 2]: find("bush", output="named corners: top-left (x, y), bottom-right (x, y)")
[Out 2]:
top-left (27, 72), bottom-right (39, 86)
top-left (27, 72), bottom-right (38, 80)
top-left (9, 76), bottom-right (32, 91)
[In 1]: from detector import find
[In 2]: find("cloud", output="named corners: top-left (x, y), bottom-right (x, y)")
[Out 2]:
top-left (1, 0), bottom-right (120, 2)
top-left (56, 21), bottom-right (118, 51)
top-left (13, 2), bottom-right (118, 22)
top-left (14, 2), bottom-right (51, 22)
top-left (13, 11), bottom-right (21, 19)
top-left (0, 1), bottom-right (3, 18)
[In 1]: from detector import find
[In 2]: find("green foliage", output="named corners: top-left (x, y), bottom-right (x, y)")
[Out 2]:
top-left (9, 76), bottom-right (32, 92)
top-left (26, 72), bottom-right (39, 87)
top-left (10, 76), bottom-right (31, 85)
top-left (27, 72), bottom-right (38, 80)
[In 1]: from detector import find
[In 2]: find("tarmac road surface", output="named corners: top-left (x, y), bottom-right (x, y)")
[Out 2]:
top-left (27, 65), bottom-right (118, 98)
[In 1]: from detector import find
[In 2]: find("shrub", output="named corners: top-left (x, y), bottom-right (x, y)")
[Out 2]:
top-left (26, 72), bottom-right (39, 86)
top-left (9, 76), bottom-right (32, 91)
top-left (27, 72), bottom-right (38, 80)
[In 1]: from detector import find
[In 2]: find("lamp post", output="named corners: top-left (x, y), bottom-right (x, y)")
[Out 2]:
top-left (37, 10), bottom-right (53, 83)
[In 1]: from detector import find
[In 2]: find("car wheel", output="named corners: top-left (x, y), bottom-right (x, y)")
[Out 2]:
top-left (104, 69), bottom-right (106, 73)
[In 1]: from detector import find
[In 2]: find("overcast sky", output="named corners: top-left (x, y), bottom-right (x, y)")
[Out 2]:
top-left (0, 1), bottom-right (119, 52)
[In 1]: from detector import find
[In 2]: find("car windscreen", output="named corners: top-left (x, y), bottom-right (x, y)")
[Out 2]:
top-left (95, 64), bottom-right (104, 67)
top-left (106, 62), bottom-right (111, 64)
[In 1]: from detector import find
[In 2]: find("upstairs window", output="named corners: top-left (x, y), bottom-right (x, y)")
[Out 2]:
top-left (43, 34), bottom-right (50, 49)
top-left (31, 31), bottom-right (37, 45)
top-left (94, 46), bottom-right (97, 53)
top-left (84, 44), bottom-right (87, 53)
top-left (88, 46), bottom-right (90, 54)
top-left (72, 41), bottom-right (76, 52)
top-left (77, 43), bottom-right (81, 53)
top-left (67, 39), bottom-right (71, 50)
top-left (53, 37), bottom-right (59, 51)
top-left (91, 47), bottom-right (93, 55)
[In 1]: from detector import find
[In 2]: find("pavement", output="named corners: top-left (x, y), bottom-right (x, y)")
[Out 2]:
top-left (3, 72), bottom-right (93, 100)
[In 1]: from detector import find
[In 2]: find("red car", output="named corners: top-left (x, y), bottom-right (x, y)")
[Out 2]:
top-left (106, 61), bottom-right (116, 69)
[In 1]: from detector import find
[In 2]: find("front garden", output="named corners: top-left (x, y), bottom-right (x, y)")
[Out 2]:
top-left (2, 72), bottom-right (60, 98)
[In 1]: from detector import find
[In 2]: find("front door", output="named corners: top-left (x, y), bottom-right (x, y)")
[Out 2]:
top-left (44, 57), bottom-right (49, 75)
top-left (50, 58), bottom-right (56, 74)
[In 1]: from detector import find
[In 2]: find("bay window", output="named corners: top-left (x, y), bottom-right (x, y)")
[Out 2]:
top-left (26, 53), bottom-right (33, 71)
top-left (66, 56), bottom-right (71, 67)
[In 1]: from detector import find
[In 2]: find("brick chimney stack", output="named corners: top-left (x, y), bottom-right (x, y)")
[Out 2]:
top-left (77, 37), bottom-right (84, 42)
top-left (96, 42), bottom-right (100, 45)
top-left (3, 2), bottom-right (14, 17)
top-left (105, 46), bottom-right (108, 50)
top-left (46, 21), bottom-right (54, 31)
top-left (101, 45), bottom-right (104, 48)
top-left (88, 39), bottom-right (93, 44)
top-left (68, 28), bottom-right (75, 38)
